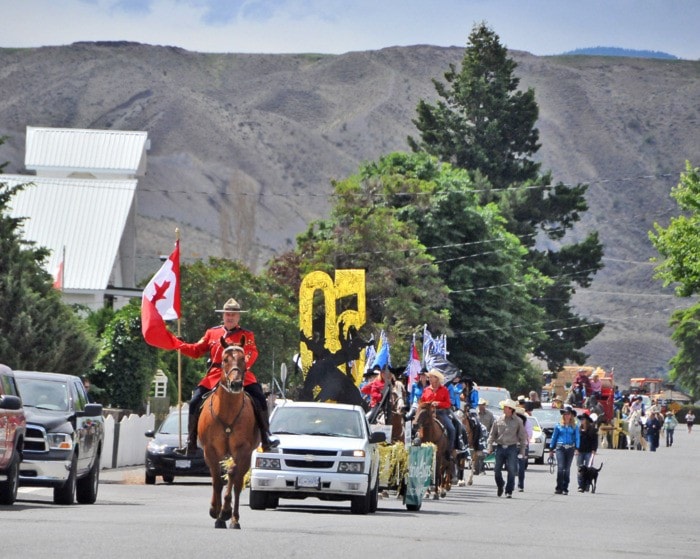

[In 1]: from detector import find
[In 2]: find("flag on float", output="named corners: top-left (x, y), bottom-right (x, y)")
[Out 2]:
top-left (403, 334), bottom-right (421, 387)
top-left (364, 342), bottom-right (377, 374)
top-left (422, 324), bottom-right (438, 367)
top-left (141, 241), bottom-right (183, 350)
top-left (371, 330), bottom-right (391, 369)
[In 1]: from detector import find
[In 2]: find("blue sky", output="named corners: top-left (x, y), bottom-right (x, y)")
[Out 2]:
top-left (4, 0), bottom-right (699, 59)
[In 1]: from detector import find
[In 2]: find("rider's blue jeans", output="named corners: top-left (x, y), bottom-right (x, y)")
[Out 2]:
top-left (494, 444), bottom-right (518, 494)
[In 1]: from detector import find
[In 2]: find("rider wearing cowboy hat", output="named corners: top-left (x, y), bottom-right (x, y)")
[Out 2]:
top-left (419, 369), bottom-right (458, 458)
top-left (177, 297), bottom-right (278, 454)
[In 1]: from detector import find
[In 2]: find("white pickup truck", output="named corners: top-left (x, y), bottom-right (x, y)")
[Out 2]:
top-left (249, 401), bottom-right (386, 514)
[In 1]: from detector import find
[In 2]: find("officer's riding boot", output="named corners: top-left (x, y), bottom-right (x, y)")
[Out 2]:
top-left (175, 409), bottom-right (200, 456)
top-left (253, 402), bottom-right (279, 451)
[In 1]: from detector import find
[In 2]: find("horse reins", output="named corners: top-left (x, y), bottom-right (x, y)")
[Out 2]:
top-left (210, 366), bottom-right (247, 436)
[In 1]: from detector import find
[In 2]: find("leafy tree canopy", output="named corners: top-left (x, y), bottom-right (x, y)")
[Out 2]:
top-left (650, 162), bottom-right (700, 398)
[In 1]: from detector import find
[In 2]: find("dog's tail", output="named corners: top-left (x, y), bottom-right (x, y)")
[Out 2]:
top-left (595, 462), bottom-right (603, 472)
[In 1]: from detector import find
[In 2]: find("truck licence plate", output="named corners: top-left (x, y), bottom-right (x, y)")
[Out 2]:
top-left (176, 460), bottom-right (191, 469)
top-left (296, 476), bottom-right (321, 489)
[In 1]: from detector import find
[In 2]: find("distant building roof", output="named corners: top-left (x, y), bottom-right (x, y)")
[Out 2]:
top-left (25, 126), bottom-right (149, 178)
top-left (2, 175), bottom-right (137, 291)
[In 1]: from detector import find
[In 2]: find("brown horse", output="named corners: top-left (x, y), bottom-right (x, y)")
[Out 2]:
top-left (198, 345), bottom-right (260, 529)
top-left (414, 402), bottom-right (452, 499)
top-left (458, 410), bottom-right (479, 486)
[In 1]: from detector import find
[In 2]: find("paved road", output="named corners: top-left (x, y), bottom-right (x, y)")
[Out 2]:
top-left (3, 426), bottom-right (699, 558)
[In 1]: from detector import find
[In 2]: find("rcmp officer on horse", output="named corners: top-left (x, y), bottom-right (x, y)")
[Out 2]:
top-left (176, 297), bottom-right (279, 455)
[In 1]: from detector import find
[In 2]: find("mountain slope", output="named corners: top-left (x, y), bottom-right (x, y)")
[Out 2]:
top-left (1, 42), bottom-right (698, 382)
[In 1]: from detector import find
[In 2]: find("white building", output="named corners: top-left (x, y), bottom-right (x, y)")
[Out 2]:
top-left (1, 126), bottom-right (150, 310)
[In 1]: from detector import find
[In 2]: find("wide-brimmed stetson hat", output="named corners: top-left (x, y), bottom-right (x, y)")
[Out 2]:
top-left (215, 298), bottom-right (249, 313)
top-left (426, 369), bottom-right (445, 384)
top-left (500, 398), bottom-right (519, 410)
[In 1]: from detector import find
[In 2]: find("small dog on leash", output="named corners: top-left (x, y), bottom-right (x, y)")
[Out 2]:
top-left (578, 462), bottom-right (603, 493)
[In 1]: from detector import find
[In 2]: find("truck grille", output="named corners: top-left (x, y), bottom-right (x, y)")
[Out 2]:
top-left (24, 425), bottom-right (49, 452)
top-left (282, 448), bottom-right (337, 469)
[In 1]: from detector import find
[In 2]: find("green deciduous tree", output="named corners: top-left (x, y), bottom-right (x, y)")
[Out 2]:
top-left (408, 22), bottom-right (604, 371)
top-left (0, 180), bottom-right (98, 374)
top-left (363, 152), bottom-right (549, 388)
top-left (668, 304), bottom-right (700, 398)
top-left (270, 156), bottom-right (452, 365)
top-left (650, 161), bottom-right (700, 397)
top-left (168, 258), bottom-right (299, 399)
top-left (91, 303), bottom-right (159, 412)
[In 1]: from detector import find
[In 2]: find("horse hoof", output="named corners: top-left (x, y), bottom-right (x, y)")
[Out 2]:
top-left (467, 479), bottom-right (473, 486)
top-left (209, 509), bottom-right (218, 519)
top-left (230, 521), bottom-right (241, 529)
top-left (215, 519), bottom-right (227, 529)
top-left (440, 490), bottom-right (447, 498)
top-left (457, 480), bottom-right (465, 487)
top-left (221, 510), bottom-right (232, 521)
top-left (432, 493), bottom-right (439, 500)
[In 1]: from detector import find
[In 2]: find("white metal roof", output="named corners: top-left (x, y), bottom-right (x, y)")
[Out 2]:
top-left (2, 175), bottom-right (137, 291)
top-left (25, 126), bottom-right (149, 177)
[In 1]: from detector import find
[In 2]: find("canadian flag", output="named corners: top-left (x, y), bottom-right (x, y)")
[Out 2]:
top-left (141, 241), bottom-right (184, 350)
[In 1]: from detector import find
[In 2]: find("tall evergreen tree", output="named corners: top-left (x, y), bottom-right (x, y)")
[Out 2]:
top-left (408, 23), bottom-right (604, 371)
top-left (0, 180), bottom-right (98, 373)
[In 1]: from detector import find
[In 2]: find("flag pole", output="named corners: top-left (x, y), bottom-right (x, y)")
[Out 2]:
top-left (175, 228), bottom-right (183, 449)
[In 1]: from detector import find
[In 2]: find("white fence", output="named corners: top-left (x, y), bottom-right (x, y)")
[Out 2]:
top-left (100, 413), bottom-right (155, 469)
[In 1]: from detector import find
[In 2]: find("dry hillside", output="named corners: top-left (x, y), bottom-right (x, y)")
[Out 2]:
top-left (1, 42), bottom-right (699, 384)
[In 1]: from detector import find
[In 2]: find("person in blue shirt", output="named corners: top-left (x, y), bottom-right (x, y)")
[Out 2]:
top-left (548, 404), bottom-right (581, 495)
top-left (463, 377), bottom-right (479, 410)
top-left (404, 369), bottom-right (429, 420)
top-left (448, 376), bottom-right (464, 410)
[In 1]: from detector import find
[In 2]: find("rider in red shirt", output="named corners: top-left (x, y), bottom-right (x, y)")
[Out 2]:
top-left (420, 370), bottom-right (456, 455)
top-left (361, 366), bottom-right (394, 407)
top-left (176, 297), bottom-right (278, 454)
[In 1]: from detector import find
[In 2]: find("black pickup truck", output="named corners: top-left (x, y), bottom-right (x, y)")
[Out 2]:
top-left (15, 371), bottom-right (104, 505)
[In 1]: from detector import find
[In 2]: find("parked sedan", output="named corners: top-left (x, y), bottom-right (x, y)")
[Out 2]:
top-left (144, 409), bottom-right (209, 484)
top-left (526, 415), bottom-right (546, 464)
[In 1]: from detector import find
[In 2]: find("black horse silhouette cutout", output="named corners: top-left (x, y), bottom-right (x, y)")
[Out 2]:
top-left (299, 321), bottom-right (372, 409)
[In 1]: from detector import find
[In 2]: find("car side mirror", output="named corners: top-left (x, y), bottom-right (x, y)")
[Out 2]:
top-left (369, 431), bottom-right (386, 444)
top-left (81, 403), bottom-right (103, 417)
top-left (144, 430), bottom-right (155, 438)
top-left (0, 394), bottom-right (22, 410)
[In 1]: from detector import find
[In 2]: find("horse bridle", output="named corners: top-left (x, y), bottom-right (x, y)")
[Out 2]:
top-left (210, 365), bottom-right (246, 435)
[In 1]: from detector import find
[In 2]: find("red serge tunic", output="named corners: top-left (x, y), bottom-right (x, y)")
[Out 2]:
top-left (178, 325), bottom-right (258, 389)
top-left (420, 385), bottom-right (452, 409)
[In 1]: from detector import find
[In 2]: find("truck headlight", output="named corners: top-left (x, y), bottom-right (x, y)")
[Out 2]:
top-left (46, 433), bottom-right (73, 450)
top-left (338, 462), bottom-right (363, 473)
top-left (255, 457), bottom-right (281, 469)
